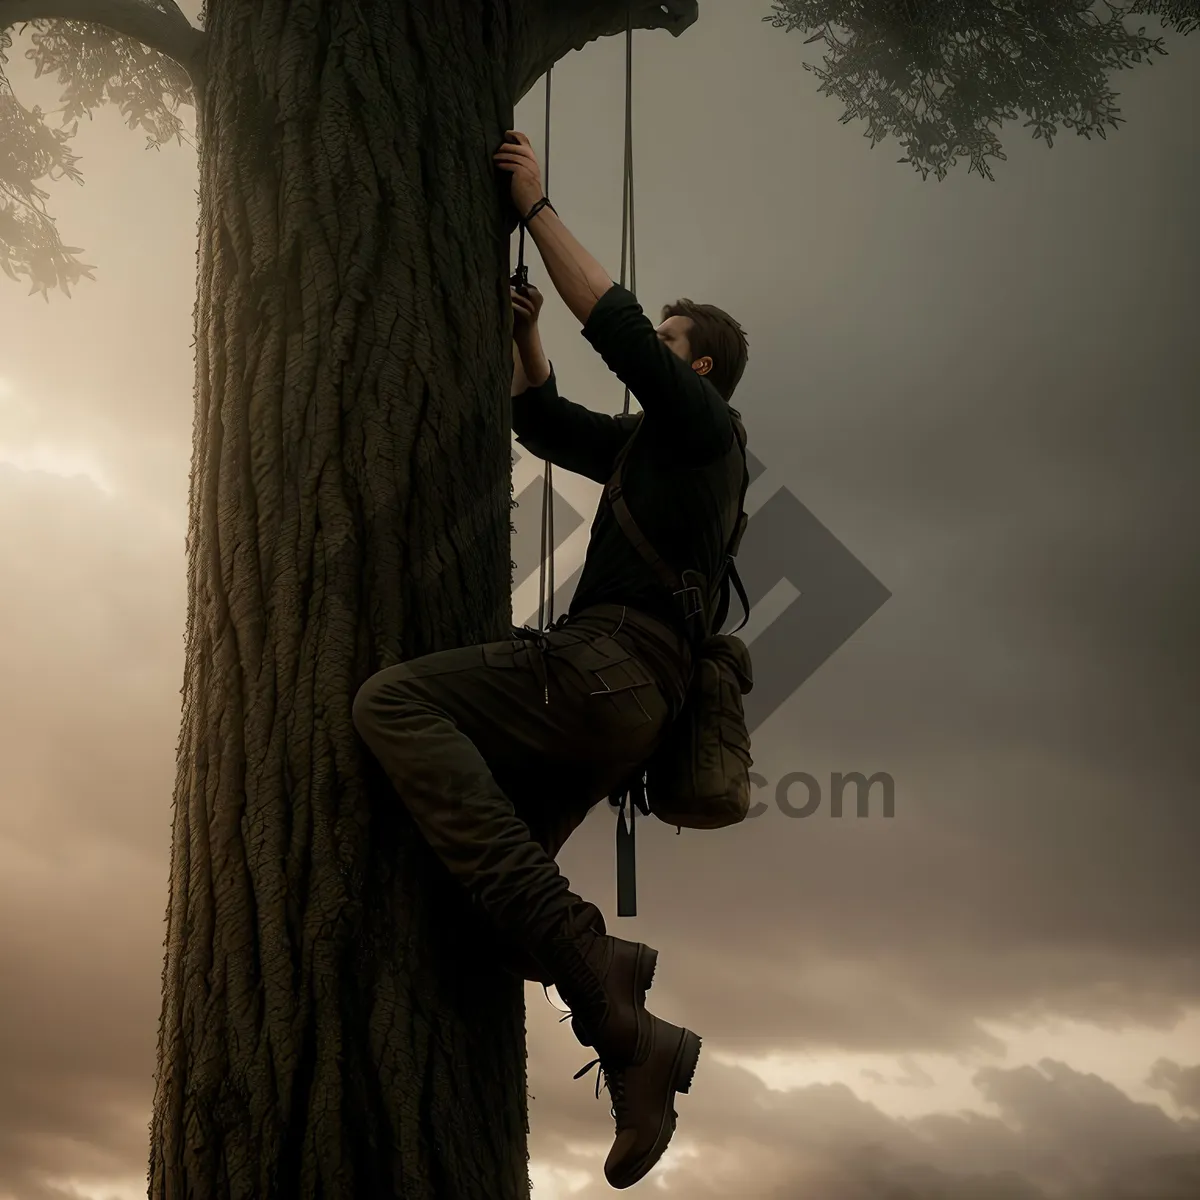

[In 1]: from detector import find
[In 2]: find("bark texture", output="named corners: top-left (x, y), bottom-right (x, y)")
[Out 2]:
top-left (146, 0), bottom-right (699, 1195)
top-left (149, 1), bottom-right (533, 1195)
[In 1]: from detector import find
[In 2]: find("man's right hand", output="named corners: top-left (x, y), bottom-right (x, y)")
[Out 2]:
top-left (511, 283), bottom-right (544, 341)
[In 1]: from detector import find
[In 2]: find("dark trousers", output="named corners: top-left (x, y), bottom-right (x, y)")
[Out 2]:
top-left (351, 603), bottom-right (692, 956)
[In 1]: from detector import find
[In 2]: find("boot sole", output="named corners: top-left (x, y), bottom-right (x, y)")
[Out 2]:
top-left (608, 1024), bottom-right (702, 1190)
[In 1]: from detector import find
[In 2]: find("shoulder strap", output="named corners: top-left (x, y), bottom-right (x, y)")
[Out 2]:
top-left (727, 416), bottom-right (751, 557)
top-left (605, 414), bottom-right (748, 918)
top-left (709, 417), bottom-right (753, 634)
top-left (609, 412), bottom-right (748, 633)
top-left (604, 416), bottom-right (688, 598)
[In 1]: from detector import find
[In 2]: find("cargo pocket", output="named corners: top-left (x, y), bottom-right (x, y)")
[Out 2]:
top-left (554, 635), bottom-right (664, 735)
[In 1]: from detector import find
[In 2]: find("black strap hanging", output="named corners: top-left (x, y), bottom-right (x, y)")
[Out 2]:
top-left (614, 775), bottom-right (650, 917)
top-left (615, 793), bottom-right (637, 917)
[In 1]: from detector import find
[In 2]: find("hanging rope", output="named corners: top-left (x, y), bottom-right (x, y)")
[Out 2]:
top-left (527, 11), bottom-right (638, 630)
top-left (619, 16), bottom-right (637, 418)
top-left (537, 66), bottom-right (555, 630)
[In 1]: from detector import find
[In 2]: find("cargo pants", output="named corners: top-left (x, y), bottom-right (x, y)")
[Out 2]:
top-left (351, 603), bottom-right (693, 968)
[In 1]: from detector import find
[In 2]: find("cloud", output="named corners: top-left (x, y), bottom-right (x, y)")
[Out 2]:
top-left (771, 1151), bottom-right (1200, 1200)
top-left (524, 1047), bottom-right (1200, 1200)
top-left (2, 6), bottom-right (1198, 1198)
top-left (0, 463), bottom-right (183, 1200)
top-left (1148, 1059), bottom-right (1200, 1115)
top-left (914, 1059), bottom-right (1200, 1189)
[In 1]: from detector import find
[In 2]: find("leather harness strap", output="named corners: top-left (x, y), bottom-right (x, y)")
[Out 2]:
top-left (601, 411), bottom-right (752, 917)
top-left (603, 412), bottom-right (751, 643)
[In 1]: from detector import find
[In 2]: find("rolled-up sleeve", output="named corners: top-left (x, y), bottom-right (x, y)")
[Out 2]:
top-left (581, 284), bottom-right (732, 460)
top-left (511, 366), bottom-right (630, 484)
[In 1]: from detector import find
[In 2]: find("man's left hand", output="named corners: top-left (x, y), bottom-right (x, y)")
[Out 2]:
top-left (494, 130), bottom-right (546, 219)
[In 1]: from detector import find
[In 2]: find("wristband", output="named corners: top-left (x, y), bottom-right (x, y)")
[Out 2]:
top-left (521, 197), bottom-right (557, 226)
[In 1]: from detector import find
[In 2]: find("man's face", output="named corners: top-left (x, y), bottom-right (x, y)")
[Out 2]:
top-left (655, 315), bottom-right (713, 378)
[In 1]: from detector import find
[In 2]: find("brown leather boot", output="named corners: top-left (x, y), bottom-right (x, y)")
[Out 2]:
top-left (575, 1016), bottom-right (702, 1189)
top-left (536, 912), bottom-right (659, 1060)
top-left (491, 910), bottom-right (652, 994)
top-left (536, 908), bottom-right (701, 1190)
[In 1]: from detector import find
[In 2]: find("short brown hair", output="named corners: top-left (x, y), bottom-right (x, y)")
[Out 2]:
top-left (660, 298), bottom-right (750, 401)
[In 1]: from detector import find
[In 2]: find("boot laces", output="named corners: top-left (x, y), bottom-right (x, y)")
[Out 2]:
top-left (541, 942), bottom-right (607, 1043)
top-left (545, 985), bottom-right (605, 1061)
top-left (573, 1056), bottom-right (628, 1124)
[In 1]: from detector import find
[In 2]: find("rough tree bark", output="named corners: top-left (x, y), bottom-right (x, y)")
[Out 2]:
top-left (128, 1), bottom-right (697, 1198)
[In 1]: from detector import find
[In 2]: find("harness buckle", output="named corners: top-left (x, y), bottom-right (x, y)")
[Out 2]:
top-left (674, 584), bottom-right (704, 619)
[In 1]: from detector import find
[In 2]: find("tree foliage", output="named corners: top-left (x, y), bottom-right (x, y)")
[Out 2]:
top-left (0, 11), bottom-right (195, 298)
top-left (0, 0), bottom-right (1196, 299)
top-left (765, 0), bottom-right (1197, 180)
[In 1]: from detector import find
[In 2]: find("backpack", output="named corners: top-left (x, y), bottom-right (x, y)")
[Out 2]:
top-left (601, 410), bottom-right (755, 916)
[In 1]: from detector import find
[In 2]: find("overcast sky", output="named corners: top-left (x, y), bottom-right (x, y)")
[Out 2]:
top-left (1, 4), bottom-right (1198, 1199)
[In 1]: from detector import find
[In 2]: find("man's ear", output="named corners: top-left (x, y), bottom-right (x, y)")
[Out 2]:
top-left (692, 357), bottom-right (713, 377)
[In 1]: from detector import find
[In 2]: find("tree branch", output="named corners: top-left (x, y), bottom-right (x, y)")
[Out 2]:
top-left (513, 0), bottom-right (699, 103)
top-left (0, 0), bottom-right (205, 81)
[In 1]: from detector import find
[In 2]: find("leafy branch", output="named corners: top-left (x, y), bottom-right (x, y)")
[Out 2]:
top-left (764, 0), bottom-right (1193, 181)
top-left (0, 0), bottom-right (201, 297)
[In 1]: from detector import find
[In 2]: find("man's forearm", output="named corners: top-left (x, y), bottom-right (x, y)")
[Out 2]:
top-left (526, 206), bottom-right (615, 327)
top-left (514, 329), bottom-right (551, 389)
top-left (511, 341), bottom-right (530, 397)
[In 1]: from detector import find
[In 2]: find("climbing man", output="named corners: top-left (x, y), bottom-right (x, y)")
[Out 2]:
top-left (351, 129), bottom-right (750, 1189)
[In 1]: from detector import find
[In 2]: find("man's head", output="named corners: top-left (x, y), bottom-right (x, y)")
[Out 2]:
top-left (654, 298), bottom-right (750, 401)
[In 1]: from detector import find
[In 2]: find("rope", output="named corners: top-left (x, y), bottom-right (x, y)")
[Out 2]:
top-left (532, 10), bottom-right (638, 629)
top-left (619, 16), bottom-right (636, 418)
top-left (538, 66), bottom-right (555, 629)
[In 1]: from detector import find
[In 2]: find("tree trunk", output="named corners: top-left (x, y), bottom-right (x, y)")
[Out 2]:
top-left (148, 1), bottom-right (534, 1196)
top-left (145, 0), bottom-right (698, 1191)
